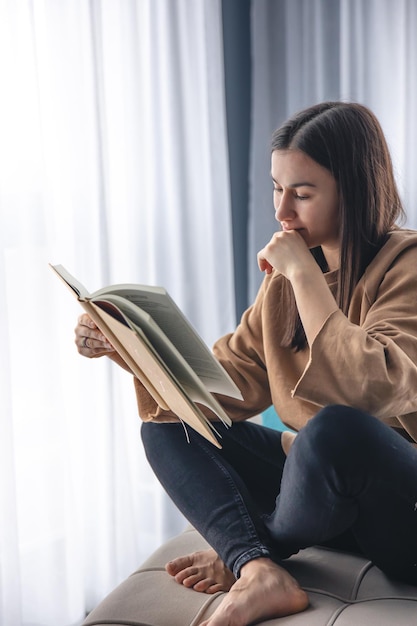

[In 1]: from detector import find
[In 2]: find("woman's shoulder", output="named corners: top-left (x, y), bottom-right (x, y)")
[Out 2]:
top-left (377, 227), bottom-right (417, 261)
top-left (386, 227), bottom-right (417, 248)
top-left (365, 227), bottom-right (417, 281)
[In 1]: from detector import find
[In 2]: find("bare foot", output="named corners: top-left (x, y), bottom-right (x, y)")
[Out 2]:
top-left (165, 548), bottom-right (236, 593)
top-left (198, 557), bottom-right (308, 625)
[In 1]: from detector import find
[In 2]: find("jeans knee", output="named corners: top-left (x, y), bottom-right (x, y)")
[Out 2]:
top-left (297, 405), bottom-right (377, 464)
top-left (140, 421), bottom-right (181, 461)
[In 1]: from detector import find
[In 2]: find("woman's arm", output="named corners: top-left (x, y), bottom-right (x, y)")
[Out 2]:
top-left (292, 243), bottom-right (417, 419)
top-left (257, 229), bottom-right (339, 346)
top-left (258, 229), bottom-right (417, 420)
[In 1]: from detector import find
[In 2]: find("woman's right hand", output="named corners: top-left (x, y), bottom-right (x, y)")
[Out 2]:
top-left (257, 229), bottom-right (314, 279)
top-left (74, 314), bottom-right (115, 358)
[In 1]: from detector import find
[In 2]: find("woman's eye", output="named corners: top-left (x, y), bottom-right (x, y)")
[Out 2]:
top-left (295, 193), bottom-right (308, 200)
top-left (273, 187), bottom-right (282, 193)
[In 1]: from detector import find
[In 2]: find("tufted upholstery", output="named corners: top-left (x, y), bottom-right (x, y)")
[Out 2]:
top-left (82, 525), bottom-right (417, 625)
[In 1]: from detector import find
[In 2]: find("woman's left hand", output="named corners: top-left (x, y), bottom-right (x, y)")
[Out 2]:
top-left (75, 314), bottom-right (115, 357)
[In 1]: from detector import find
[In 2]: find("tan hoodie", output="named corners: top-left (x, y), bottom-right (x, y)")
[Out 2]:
top-left (134, 228), bottom-right (417, 443)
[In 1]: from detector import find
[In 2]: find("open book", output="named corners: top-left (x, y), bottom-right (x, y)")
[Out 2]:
top-left (50, 264), bottom-right (243, 447)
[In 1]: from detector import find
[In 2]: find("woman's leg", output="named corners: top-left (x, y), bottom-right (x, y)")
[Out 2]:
top-left (141, 420), bottom-right (286, 578)
top-left (141, 420), bottom-right (309, 626)
top-left (267, 405), bottom-right (417, 583)
top-left (142, 423), bottom-right (308, 626)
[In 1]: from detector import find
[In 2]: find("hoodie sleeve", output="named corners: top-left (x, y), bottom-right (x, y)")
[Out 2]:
top-left (292, 244), bottom-right (417, 419)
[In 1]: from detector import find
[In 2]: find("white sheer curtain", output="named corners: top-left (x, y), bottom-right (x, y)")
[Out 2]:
top-left (249, 0), bottom-right (417, 301)
top-left (0, 1), bottom-right (235, 624)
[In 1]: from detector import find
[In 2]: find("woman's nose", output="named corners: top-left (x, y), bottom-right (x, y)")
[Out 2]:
top-left (275, 190), bottom-right (295, 223)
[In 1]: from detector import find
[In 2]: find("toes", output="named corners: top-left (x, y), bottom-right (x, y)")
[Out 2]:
top-left (192, 578), bottom-right (215, 592)
top-left (176, 569), bottom-right (200, 586)
top-left (165, 555), bottom-right (193, 576)
top-left (205, 583), bottom-right (225, 594)
top-left (173, 566), bottom-right (199, 585)
top-left (194, 580), bottom-right (227, 594)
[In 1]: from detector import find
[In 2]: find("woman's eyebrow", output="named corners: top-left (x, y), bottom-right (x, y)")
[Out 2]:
top-left (271, 175), bottom-right (316, 188)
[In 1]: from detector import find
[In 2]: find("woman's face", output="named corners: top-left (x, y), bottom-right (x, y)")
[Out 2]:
top-left (271, 149), bottom-right (340, 265)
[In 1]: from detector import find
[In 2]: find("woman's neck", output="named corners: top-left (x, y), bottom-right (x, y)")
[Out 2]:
top-left (322, 246), bottom-right (340, 271)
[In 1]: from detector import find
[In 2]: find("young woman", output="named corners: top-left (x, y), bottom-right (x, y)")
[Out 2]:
top-left (75, 102), bottom-right (417, 626)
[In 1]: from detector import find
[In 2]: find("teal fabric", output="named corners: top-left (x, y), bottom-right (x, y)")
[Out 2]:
top-left (261, 405), bottom-right (295, 432)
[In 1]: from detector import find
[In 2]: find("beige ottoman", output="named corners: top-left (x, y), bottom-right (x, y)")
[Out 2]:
top-left (82, 526), bottom-right (417, 625)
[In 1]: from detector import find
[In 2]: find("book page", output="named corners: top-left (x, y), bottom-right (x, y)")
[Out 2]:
top-left (92, 296), bottom-right (232, 427)
top-left (78, 300), bottom-right (170, 410)
top-left (50, 264), bottom-right (241, 400)
top-left (91, 285), bottom-right (243, 400)
top-left (49, 263), bottom-right (229, 447)
top-left (90, 302), bottom-right (224, 447)
top-left (49, 264), bottom-right (90, 299)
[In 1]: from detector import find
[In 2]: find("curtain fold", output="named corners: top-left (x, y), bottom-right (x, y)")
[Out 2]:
top-left (0, 1), bottom-right (235, 624)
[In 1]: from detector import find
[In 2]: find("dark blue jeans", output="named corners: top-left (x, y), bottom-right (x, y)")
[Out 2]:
top-left (141, 405), bottom-right (417, 584)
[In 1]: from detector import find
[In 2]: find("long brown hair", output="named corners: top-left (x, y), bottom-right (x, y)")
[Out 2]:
top-left (271, 101), bottom-right (405, 350)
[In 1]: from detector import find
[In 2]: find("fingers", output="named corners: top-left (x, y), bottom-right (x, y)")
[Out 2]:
top-left (257, 232), bottom-right (282, 274)
top-left (257, 229), bottom-right (309, 276)
top-left (74, 314), bottom-right (114, 357)
top-left (257, 253), bottom-right (274, 274)
top-left (78, 313), bottom-right (98, 330)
